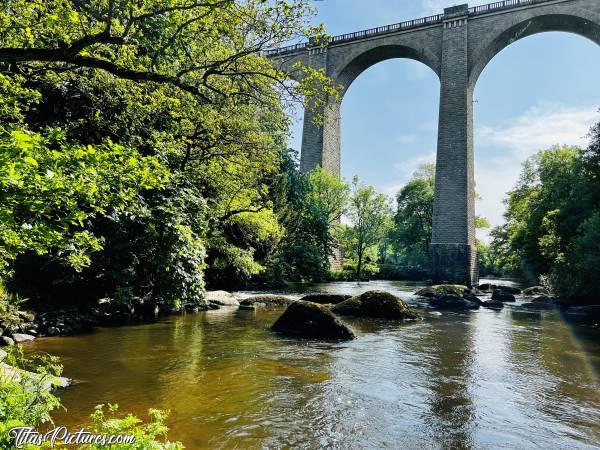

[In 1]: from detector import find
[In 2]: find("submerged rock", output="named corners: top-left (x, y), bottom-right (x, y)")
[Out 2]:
top-left (523, 286), bottom-right (549, 296)
top-left (491, 290), bottom-right (516, 302)
top-left (298, 294), bottom-right (352, 305)
top-left (462, 293), bottom-right (483, 305)
top-left (239, 295), bottom-right (293, 308)
top-left (414, 285), bottom-right (467, 298)
top-left (531, 295), bottom-right (552, 304)
top-left (415, 285), bottom-right (482, 310)
top-left (332, 291), bottom-right (419, 320)
top-left (206, 290), bottom-right (240, 308)
top-left (272, 301), bottom-right (355, 340)
top-left (429, 295), bottom-right (480, 310)
top-left (483, 299), bottom-right (505, 309)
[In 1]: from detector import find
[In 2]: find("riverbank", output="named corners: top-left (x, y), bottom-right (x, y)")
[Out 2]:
top-left (2, 279), bottom-right (599, 345)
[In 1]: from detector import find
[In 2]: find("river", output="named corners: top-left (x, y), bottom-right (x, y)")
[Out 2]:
top-left (26, 280), bottom-right (600, 449)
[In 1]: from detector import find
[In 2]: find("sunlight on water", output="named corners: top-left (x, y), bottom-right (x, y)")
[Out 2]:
top-left (26, 281), bottom-right (600, 449)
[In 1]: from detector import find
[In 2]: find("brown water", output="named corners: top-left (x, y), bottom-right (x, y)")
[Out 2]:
top-left (26, 280), bottom-right (600, 449)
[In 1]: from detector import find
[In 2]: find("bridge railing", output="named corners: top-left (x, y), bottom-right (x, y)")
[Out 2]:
top-left (329, 14), bottom-right (444, 45)
top-left (469, 0), bottom-right (554, 15)
top-left (263, 43), bottom-right (309, 57)
top-left (264, 0), bottom-right (556, 57)
top-left (263, 14), bottom-right (443, 57)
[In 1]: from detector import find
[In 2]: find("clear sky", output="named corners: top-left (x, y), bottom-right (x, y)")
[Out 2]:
top-left (288, 0), bottom-right (600, 240)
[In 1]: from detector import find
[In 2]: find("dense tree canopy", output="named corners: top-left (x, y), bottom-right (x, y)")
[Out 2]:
top-left (0, 0), bottom-right (337, 308)
top-left (490, 135), bottom-right (600, 302)
top-left (389, 163), bottom-right (434, 268)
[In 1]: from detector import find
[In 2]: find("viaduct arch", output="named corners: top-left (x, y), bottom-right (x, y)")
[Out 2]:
top-left (267, 0), bottom-right (600, 286)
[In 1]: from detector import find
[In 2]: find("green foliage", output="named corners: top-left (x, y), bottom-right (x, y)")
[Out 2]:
top-left (476, 240), bottom-right (503, 277)
top-left (343, 177), bottom-right (392, 280)
top-left (491, 141), bottom-right (600, 303)
top-left (86, 404), bottom-right (183, 450)
top-left (0, 347), bottom-right (62, 448)
top-left (0, 127), bottom-right (169, 276)
top-left (0, 281), bottom-right (33, 335)
top-left (0, 0), bottom-right (335, 108)
top-left (388, 164), bottom-right (435, 268)
top-left (387, 163), bottom-right (492, 275)
top-left (92, 186), bottom-right (208, 308)
top-left (0, 0), bottom-right (338, 302)
top-left (265, 154), bottom-right (349, 283)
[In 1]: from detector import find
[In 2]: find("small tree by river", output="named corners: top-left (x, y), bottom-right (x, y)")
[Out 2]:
top-left (344, 177), bottom-right (392, 281)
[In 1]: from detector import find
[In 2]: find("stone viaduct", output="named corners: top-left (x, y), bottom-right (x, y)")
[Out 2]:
top-left (266, 0), bottom-right (600, 286)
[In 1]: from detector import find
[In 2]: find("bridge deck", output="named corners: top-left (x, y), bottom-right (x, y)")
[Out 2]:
top-left (264, 0), bottom-right (560, 57)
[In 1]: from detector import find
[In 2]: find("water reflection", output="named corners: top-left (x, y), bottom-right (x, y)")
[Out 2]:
top-left (25, 281), bottom-right (600, 449)
top-left (417, 313), bottom-right (476, 449)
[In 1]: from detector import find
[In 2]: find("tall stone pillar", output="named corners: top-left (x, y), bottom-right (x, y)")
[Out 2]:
top-left (430, 4), bottom-right (477, 286)
top-left (299, 47), bottom-right (341, 176)
top-left (299, 47), bottom-right (343, 269)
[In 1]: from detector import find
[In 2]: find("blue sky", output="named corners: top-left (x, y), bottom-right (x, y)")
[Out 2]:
top-left (288, 0), bottom-right (600, 239)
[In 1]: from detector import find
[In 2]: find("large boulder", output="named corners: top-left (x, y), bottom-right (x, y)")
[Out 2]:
top-left (429, 295), bottom-right (480, 310)
top-left (206, 291), bottom-right (240, 308)
top-left (415, 285), bottom-right (467, 298)
top-left (332, 291), bottom-right (419, 320)
top-left (522, 286), bottom-right (549, 296)
top-left (494, 285), bottom-right (521, 295)
top-left (483, 299), bottom-right (505, 309)
top-left (298, 294), bottom-right (352, 305)
top-left (415, 285), bottom-right (482, 310)
top-left (492, 290), bottom-right (516, 302)
top-left (239, 295), bottom-right (293, 308)
top-left (272, 301), bottom-right (355, 340)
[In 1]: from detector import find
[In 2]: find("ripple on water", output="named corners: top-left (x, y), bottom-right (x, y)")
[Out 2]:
top-left (23, 280), bottom-right (600, 449)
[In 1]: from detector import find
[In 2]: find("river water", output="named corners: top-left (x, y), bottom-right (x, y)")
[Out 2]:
top-left (26, 280), bottom-right (600, 449)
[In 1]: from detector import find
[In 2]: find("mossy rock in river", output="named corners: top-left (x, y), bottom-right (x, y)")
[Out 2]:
top-left (414, 285), bottom-right (468, 298)
top-left (331, 291), bottom-right (419, 320)
top-left (272, 301), bottom-right (355, 340)
top-left (429, 295), bottom-right (480, 310)
top-left (239, 295), bottom-right (293, 308)
top-left (298, 294), bottom-right (352, 305)
top-left (491, 290), bottom-right (516, 302)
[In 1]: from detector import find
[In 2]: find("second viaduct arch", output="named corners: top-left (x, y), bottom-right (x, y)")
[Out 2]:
top-left (270, 0), bottom-right (600, 286)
